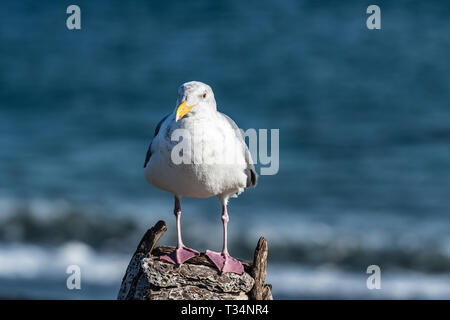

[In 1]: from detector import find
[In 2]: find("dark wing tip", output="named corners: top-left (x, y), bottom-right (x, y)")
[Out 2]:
top-left (143, 143), bottom-right (152, 168)
top-left (251, 168), bottom-right (258, 186)
top-left (143, 114), bottom-right (170, 168)
top-left (246, 166), bottom-right (258, 188)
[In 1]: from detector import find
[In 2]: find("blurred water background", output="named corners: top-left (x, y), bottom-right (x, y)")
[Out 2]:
top-left (1, 0), bottom-right (450, 299)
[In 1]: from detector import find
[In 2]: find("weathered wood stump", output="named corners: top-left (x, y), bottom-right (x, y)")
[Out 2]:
top-left (117, 220), bottom-right (272, 300)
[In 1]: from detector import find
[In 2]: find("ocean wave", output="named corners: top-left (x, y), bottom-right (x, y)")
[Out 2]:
top-left (268, 264), bottom-right (450, 299)
top-left (2, 196), bottom-right (450, 275)
top-left (0, 242), bottom-right (128, 285)
top-left (0, 197), bottom-right (142, 252)
top-left (0, 242), bottom-right (449, 299)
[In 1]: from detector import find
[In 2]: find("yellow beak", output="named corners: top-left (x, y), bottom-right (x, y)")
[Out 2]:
top-left (175, 101), bottom-right (194, 122)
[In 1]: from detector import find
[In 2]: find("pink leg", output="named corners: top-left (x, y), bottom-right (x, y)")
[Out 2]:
top-left (160, 197), bottom-right (199, 265)
top-left (206, 204), bottom-right (244, 274)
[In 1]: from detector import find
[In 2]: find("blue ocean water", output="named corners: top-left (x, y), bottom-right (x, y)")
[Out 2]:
top-left (1, 0), bottom-right (450, 299)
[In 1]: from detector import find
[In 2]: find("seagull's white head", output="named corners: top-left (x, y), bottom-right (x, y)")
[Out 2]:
top-left (175, 81), bottom-right (217, 121)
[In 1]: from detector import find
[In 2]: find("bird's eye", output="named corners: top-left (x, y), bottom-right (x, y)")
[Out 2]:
top-left (202, 93), bottom-right (207, 99)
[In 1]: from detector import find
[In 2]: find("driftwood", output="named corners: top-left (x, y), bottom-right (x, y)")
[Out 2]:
top-left (117, 220), bottom-right (272, 300)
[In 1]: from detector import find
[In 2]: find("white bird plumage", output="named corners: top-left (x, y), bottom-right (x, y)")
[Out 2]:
top-left (143, 81), bottom-right (257, 274)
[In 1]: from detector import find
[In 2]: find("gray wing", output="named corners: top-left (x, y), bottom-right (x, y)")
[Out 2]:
top-left (219, 112), bottom-right (258, 188)
top-left (143, 114), bottom-right (170, 168)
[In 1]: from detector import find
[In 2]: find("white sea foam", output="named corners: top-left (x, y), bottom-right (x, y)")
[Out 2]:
top-left (1, 242), bottom-right (450, 299)
top-left (0, 242), bottom-right (128, 285)
top-left (2, 195), bottom-right (450, 299)
top-left (268, 264), bottom-right (450, 299)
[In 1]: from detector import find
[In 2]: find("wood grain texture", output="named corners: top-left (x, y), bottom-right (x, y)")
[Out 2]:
top-left (250, 237), bottom-right (269, 300)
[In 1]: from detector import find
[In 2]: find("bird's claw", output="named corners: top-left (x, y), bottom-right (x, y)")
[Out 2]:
top-left (205, 250), bottom-right (244, 275)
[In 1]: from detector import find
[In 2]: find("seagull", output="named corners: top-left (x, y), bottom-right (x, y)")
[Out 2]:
top-left (143, 81), bottom-right (257, 274)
